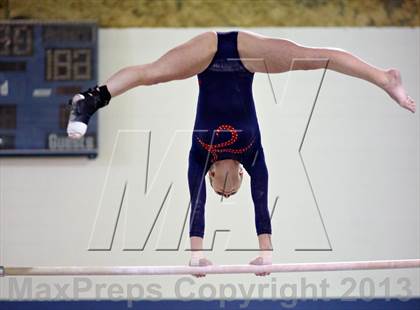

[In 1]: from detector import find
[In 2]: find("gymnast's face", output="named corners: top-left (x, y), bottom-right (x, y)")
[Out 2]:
top-left (208, 159), bottom-right (244, 198)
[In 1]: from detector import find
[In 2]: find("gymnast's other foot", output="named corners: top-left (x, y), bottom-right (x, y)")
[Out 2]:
top-left (189, 257), bottom-right (212, 278)
top-left (67, 85), bottom-right (111, 139)
top-left (383, 69), bottom-right (416, 113)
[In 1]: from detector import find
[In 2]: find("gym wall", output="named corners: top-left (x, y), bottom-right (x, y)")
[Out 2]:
top-left (1, 0), bottom-right (419, 27)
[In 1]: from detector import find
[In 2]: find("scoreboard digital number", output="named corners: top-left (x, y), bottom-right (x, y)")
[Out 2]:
top-left (0, 21), bottom-right (98, 158)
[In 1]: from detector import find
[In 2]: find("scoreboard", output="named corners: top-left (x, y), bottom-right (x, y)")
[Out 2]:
top-left (0, 21), bottom-right (98, 158)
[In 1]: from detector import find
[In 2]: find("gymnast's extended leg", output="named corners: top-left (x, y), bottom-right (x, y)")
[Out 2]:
top-left (238, 31), bottom-right (416, 113)
top-left (67, 31), bottom-right (217, 138)
top-left (104, 32), bottom-right (217, 96)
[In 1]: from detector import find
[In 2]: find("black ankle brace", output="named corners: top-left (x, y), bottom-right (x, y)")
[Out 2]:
top-left (79, 85), bottom-right (111, 109)
top-left (97, 85), bottom-right (111, 106)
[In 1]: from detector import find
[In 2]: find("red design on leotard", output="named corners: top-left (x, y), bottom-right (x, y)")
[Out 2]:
top-left (196, 124), bottom-right (255, 162)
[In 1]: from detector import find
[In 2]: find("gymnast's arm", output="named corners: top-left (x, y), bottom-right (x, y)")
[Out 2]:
top-left (243, 148), bottom-right (273, 275)
top-left (187, 152), bottom-right (212, 277)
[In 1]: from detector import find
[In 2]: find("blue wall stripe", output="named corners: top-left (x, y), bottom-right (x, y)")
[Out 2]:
top-left (0, 299), bottom-right (420, 310)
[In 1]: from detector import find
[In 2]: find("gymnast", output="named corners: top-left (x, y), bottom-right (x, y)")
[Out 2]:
top-left (67, 30), bottom-right (416, 277)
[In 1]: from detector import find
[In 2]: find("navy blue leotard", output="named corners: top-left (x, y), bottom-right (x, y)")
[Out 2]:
top-left (188, 31), bottom-right (272, 238)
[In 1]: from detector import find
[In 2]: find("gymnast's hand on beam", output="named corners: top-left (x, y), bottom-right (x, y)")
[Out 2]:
top-left (250, 234), bottom-right (273, 276)
top-left (189, 256), bottom-right (213, 278)
top-left (249, 252), bottom-right (273, 277)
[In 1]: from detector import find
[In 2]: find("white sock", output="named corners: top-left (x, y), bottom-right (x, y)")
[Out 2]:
top-left (67, 121), bottom-right (87, 139)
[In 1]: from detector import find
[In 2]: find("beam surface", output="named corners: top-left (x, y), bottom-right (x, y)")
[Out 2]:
top-left (1, 259), bottom-right (419, 276)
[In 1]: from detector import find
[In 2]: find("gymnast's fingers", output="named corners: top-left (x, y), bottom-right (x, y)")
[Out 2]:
top-left (250, 256), bottom-right (272, 276)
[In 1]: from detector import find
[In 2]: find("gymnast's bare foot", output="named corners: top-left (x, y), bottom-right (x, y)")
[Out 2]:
top-left (383, 69), bottom-right (416, 113)
top-left (189, 257), bottom-right (212, 278)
